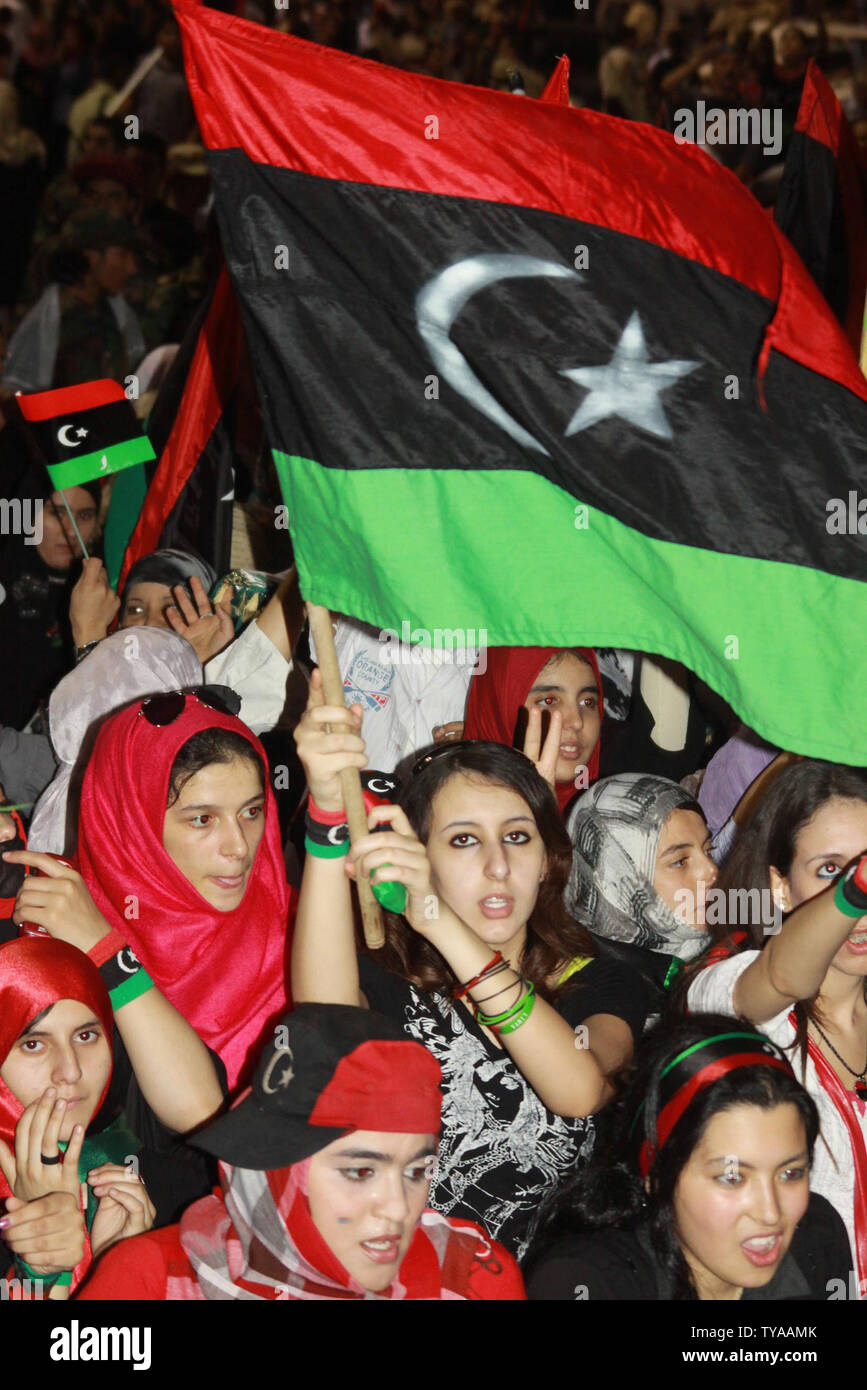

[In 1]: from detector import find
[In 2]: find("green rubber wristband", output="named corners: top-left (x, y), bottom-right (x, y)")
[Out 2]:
top-left (370, 873), bottom-right (407, 913)
top-left (477, 981), bottom-right (535, 1028)
top-left (496, 989), bottom-right (537, 1035)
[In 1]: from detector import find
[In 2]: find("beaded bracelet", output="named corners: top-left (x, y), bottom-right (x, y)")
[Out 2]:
top-left (835, 856), bottom-right (867, 919)
top-left (477, 981), bottom-right (535, 1031)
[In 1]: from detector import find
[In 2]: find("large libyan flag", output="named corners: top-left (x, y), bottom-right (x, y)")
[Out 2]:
top-left (177, 0), bottom-right (867, 764)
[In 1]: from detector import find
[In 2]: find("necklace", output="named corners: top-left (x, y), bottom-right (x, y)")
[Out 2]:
top-left (809, 1018), bottom-right (867, 1100)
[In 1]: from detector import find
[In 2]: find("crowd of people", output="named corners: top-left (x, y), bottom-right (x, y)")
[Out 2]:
top-left (0, 0), bottom-right (865, 1306)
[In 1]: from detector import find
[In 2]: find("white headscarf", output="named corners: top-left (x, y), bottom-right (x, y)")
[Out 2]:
top-left (29, 628), bottom-right (202, 855)
top-left (565, 772), bottom-right (710, 963)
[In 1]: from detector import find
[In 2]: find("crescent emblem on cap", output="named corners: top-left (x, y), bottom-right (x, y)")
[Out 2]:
top-left (262, 1046), bottom-right (295, 1095)
top-left (366, 778), bottom-right (394, 795)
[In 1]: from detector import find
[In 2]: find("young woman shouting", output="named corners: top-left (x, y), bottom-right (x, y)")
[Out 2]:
top-left (291, 673), bottom-right (648, 1257)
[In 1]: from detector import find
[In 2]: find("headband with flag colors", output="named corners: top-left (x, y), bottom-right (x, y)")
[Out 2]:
top-left (16, 379), bottom-right (156, 491)
top-left (633, 1031), bottom-right (793, 1177)
top-left (176, 0), bottom-right (867, 765)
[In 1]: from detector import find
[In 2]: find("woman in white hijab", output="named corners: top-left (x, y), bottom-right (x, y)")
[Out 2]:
top-left (28, 627), bottom-right (202, 855)
top-left (566, 773), bottom-right (719, 1009)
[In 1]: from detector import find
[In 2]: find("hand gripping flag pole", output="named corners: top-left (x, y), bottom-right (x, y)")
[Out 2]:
top-left (305, 601), bottom-right (385, 949)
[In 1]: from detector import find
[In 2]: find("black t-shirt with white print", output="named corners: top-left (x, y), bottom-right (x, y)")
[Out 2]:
top-left (358, 953), bottom-right (650, 1259)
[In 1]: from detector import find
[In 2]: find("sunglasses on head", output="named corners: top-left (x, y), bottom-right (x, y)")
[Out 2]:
top-left (411, 739), bottom-right (479, 778)
top-left (139, 685), bottom-right (242, 727)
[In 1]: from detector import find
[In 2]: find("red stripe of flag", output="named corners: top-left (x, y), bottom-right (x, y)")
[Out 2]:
top-left (540, 56), bottom-right (570, 107)
top-left (794, 60), bottom-right (867, 356)
top-left (118, 267), bottom-right (242, 591)
top-left (174, 0), bottom-right (867, 409)
top-left (16, 378), bottom-right (126, 422)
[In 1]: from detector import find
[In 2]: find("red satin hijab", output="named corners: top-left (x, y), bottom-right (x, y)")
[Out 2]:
top-left (0, 937), bottom-right (113, 1200)
top-left (75, 697), bottom-right (292, 1089)
top-left (464, 646), bottom-right (604, 812)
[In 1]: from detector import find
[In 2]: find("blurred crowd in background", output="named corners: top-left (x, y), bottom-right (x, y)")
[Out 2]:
top-left (0, 0), bottom-right (863, 386)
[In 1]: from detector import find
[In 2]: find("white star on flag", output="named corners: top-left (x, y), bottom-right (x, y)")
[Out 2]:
top-left (561, 311), bottom-right (700, 440)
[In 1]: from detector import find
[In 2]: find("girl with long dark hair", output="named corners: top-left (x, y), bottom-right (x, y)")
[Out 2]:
top-left (291, 672), bottom-right (649, 1258)
top-left (686, 760), bottom-right (867, 1285)
top-left (523, 1013), bottom-right (849, 1300)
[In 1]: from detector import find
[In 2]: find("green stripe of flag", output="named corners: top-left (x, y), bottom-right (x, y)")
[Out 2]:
top-left (46, 435), bottom-right (155, 490)
top-left (274, 451), bottom-right (867, 765)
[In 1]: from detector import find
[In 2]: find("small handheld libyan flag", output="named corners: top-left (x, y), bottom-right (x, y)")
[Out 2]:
top-left (15, 379), bottom-right (156, 561)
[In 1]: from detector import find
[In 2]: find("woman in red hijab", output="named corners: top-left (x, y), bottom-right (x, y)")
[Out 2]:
top-left (69, 690), bottom-right (293, 1091)
top-left (464, 647), bottom-right (604, 815)
top-left (78, 1003), bottom-right (525, 1301)
top-left (0, 937), bottom-right (154, 1298)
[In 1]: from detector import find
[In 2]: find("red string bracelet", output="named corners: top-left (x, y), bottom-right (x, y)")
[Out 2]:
top-left (454, 952), bottom-right (504, 1000)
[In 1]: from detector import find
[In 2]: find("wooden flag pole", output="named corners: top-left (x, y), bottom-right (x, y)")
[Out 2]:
top-left (305, 601), bottom-right (385, 949)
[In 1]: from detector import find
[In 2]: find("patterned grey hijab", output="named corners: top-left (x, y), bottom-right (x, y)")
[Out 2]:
top-left (565, 773), bottom-right (710, 963)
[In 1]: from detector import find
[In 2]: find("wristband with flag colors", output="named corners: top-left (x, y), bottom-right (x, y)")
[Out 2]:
top-left (87, 928), bottom-right (154, 1009)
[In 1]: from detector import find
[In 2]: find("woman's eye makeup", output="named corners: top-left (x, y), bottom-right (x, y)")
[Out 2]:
top-left (714, 1171), bottom-right (744, 1186)
top-left (449, 830), bottom-right (532, 847)
top-left (781, 1166), bottom-right (807, 1182)
top-left (76, 1028), bottom-right (100, 1044)
top-left (816, 861), bottom-right (843, 880)
top-left (340, 1167), bottom-right (375, 1182)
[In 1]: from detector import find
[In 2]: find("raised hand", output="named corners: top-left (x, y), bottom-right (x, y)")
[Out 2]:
top-left (0, 1088), bottom-right (85, 1203)
top-left (5, 851), bottom-right (111, 950)
top-left (69, 558), bottom-right (119, 647)
top-left (347, 804), bottom-right (454, 937)
top-left (521, 705), bottom-right (563, 791)
top-left (294, 668), bottom-right (367, 814)
top-left (165, 575), bottom-right (234, 664)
